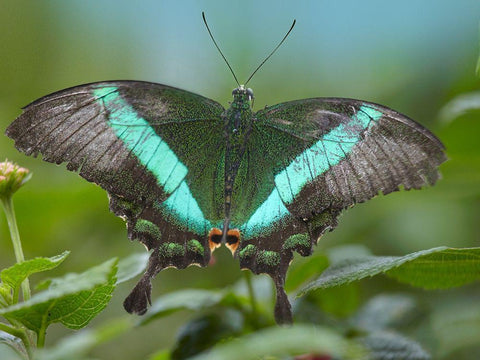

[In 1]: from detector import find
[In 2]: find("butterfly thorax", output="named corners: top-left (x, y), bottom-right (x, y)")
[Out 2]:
top-left (226, 85), bottom-right (254, 135)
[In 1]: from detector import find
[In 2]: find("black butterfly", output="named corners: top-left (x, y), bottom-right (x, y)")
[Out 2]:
top-left (5, 15), bottom-right (446, 324)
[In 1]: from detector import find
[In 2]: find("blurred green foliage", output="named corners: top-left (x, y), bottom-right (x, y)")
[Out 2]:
top-left (1, 1), bottom-right (480, 359)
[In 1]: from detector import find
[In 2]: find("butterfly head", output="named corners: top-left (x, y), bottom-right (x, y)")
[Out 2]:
top-left (232, 85), bottom-right (254, 107)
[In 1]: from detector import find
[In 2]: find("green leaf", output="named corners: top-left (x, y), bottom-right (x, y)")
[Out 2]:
top-left (438, 91), bottom-right (480, 124)
top-left (361, 331), bottom-right (430, 360)
top-left (299, 247), bottom-right (480, 295)
top-left (0, 258), bottom-right (117, 334)
top-left (431, 298), bottom-right (480, 357)
top-left (36, 318), bottom-right (132, 360)
top-left (351, 294), bottom-right (418, 332)
top-left (285, 252), bottom-right (329, 292)
top-left (0, 251), bottom-right (69, 295)
top-left (476, 22), bottom-right (480, 77)
top-left (189, 324), bottom-right (367, 360)
top-left (313, 283), bottom-right (360, 318)
top-left (116, 252), bottom-right (149, 284)
top-left (139, 289), bottom-right (227, 325)
top-left (476, 54), bottom-right (480, 77)
top-left (386, 248), bottom-right (480, 288)
top-left (148, 349), bottom-right (171, 360)
top-left (0, 283), bottom-right (12, 307)
top-left (171, 312), bottom-right (243, 360)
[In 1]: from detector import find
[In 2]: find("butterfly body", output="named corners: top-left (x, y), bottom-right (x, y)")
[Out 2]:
top-left (221, 86), bottom-right (254, 241)
top-left (6, 80), bottom-right (446, 324)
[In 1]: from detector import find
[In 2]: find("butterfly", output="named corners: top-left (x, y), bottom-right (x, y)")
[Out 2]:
top-left (5, 16), bottom-right (446, 325)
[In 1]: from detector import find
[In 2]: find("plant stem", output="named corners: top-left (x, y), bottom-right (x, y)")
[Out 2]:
top-left (1, 195), bottom-right (31, 301)
top-left (36, 326), bottom-right (46, 348)
top-left (244, 270), bottom-right (259, 323)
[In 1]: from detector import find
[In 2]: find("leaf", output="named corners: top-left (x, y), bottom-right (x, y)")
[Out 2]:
top-left (116, 252), bottom-right (149, 284)
top-left (36, 318), bottom-right (132, 360)
top-left (148, 350), bottom-right (170, 360)
top-left (299, 247), bottom-right (446, 294)
top-left (171, 312), bottom-right (243, 360)
top-left (313, 283), bottom-right (360, 318)
top-left (139, 289), bottom-right (227, 325)
top-left (351, 294), bottom-right (418, 332)
top-left (285, 253), bottom-right (329, 292)
top-left (361, 331), bottom-right (430, 360)
top-left (431, 298), bottom-right (480, 357)
top-left (0, 283), bottom-right (12, 307)
top-left (477, 54), bottom-right (480, 77)
top-left (438, 91), bottom-right (480, 124)
top-left (189, 324), bottom-right (367, 360)
top-left (386, 248), bottom-right (480, 288)
top-left (0, 252), bottom-right (70, 298)
top-left (298, 247), bottom-right (480, 296)
top-left (476, 23), bottom-right (480, 77)
top-left (0, 258), bottom-right (117, 333)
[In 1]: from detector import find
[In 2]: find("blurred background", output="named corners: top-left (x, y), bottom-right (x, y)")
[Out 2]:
top-left (1, 0), bottom-right (479, 359)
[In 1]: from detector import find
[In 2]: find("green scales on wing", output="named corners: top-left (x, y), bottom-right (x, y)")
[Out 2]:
top-left (5, 80), bottom-right (446, 324)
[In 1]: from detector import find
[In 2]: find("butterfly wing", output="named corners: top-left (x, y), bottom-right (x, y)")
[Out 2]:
top-left (6, 81), bottom-right (226, 313)
top-left (235, 98), bottom-right (446, 323)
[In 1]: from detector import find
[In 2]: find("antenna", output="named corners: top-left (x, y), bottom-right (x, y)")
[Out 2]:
top-left (202, 12), bottom-right (240, 86)
top-left (244, 19), bottom-right (296, 86)
top-left (202, 12), bottom-right (296, 87)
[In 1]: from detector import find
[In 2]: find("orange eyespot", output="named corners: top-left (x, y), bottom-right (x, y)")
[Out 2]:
top-left (208, 228), bottom-right (222, 252)
top-left (225, 229), bottom-right (241, 255)
top-left (208, 228), bottom-right (241, 255)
